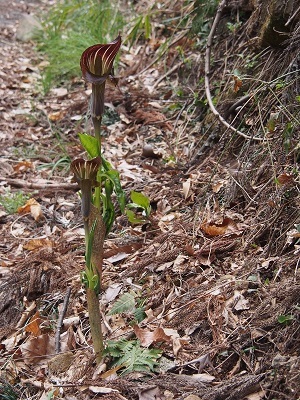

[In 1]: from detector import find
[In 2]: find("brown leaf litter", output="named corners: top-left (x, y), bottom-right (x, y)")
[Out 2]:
top-left (0, 0), bottom-right (299, 399)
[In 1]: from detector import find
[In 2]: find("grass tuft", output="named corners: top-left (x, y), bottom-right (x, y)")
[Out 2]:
top-left (0, 188), bottom-right (30, 214)
top-left (36, 0), bottom-right (124, 92)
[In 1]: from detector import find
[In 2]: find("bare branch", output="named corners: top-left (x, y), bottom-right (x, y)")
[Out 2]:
top-left (2, 178), bottom-right (79, 191)
top-left (205, 0), bottom-right (267, 141)
top-left (55, 286), bottom-right (72, 354)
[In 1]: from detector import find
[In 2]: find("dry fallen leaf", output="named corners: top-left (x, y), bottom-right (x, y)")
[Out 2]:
top-left (13, 160), bottom-right (34, 173)
top-left (138, 386), bottom-right (164, 400)
top-left (47, 110), bottom-right (65, 121)
top-left (134, 325), bottom-right (171, 347)
top-left (89, 386), bottom-right (120, 394)
top-left (21, 333), bottom-right (55, 365)
top-left (18, 198), bottom-right (43, 221)
top-left (23, 238), bottom-right (53, 251)
top-left (200, 217), bottom-right (238, 237)
top-left (277, 173), bottom-right (294, 186)
top-left (48, 351), bottom-right (74, 375)
top-left (182, 178), bottom-right (191, 199)
top-left (50, 87), bottom-right (68, 98)
top-left (233, 75), bottom-right (242, 92)
top-left (25, 311), bottom-right (42, 336)
top-left (245, 390), bottom-right (266, 400)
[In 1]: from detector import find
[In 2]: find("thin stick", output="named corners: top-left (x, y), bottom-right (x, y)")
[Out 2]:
top-left (153, 61), bottom-right (184, 89)
top-left (137, 30), bottom-right (189, 76)
top-left (2, 178), bottom-right (78, 191)
top-left (285, 4), bottom-right (300, 26)
top-left (205, 0), bottom-right (267, 141)
top-left (55, 286), bottom-right (72, 354)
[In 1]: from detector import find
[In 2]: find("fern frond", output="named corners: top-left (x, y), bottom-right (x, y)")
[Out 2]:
top-left (133, 307), bottom-right (146, 323)
top-left (107, 339), bottom-right (162, 374)
top-left (108, 292), bottom-right (136, 315)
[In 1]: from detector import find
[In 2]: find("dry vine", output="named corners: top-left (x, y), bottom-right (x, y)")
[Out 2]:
top-left (205, 0), bottom-right (267, 141)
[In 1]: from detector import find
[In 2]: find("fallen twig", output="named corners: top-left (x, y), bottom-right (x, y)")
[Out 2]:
top-left (205, 0), bottom-right (267, 141)
top-left (2, 178), bottom-right (79, 191)
top-left (55, 286), bottom-right (72, 354)
top-left (137, 30), bottom-right (189, 76)
top-left (153, 61), bottom-right (184, 89)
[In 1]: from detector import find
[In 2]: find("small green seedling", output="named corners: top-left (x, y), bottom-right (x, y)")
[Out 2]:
top-left (126, 191), bottom-right (151, 224)
top-left (278, 314), bottom-right (294, 325)
top-left (0, 189), bottom-right (30, 214)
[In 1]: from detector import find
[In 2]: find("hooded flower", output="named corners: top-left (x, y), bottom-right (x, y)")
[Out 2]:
top-left (80, 35), bottom-right (121, 120)
top-left (71, 157), bottom-right (101, 218)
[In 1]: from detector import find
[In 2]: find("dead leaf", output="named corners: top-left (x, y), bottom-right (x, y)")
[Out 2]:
top-left (17, 198), bottom-right (43, 221)
top-left (260, 256), bottom-right (279, 269)
top-left (212, 180), bottom-right (227, 193)
top-left (134, 325), bottom-right (171, 347)
top-left (48, 110), bottom-right (65, 121)
top-left (48, 351), bottom-right (74, 375)
top-left (190, 373), bottom-right (215, 382)
top-left (182, 178), bottom-right (191, 199)
top-left (233, 291), bottom-right (249, 311)
top-left (104, 283), bottom-right (122, 302)
top-left (233, 75), bottom-right (242, 92)
top-left (138, 386), bottom-right (165, 400)
top-left (21, 333), bottom-right (55, 365)
top-left (200, 217), bottom-right (238, 237)
top-left (89, 386), bottom-right (119, 394)
top-left (25, 311), bottom-right (42, 336)
top-left (99, 364), bottom-right (124, 379)
top-left (277, 173), bottom-right (294, 186)
top-left (13, 160), bottom-right (34, 173)
top-left (23, 238), bottom-right (53, 251)
top-left (50, 88), bottom-right (68, 98)
top-left (106, 252), bottom-right (129, 263)
top-left (133, 109), bottom-right (173, 130)
top-left (244, 390), bottom-right (266, 400)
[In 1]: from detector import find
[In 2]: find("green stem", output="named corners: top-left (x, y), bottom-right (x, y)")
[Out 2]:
top-left (86, 286), bottom-right (104, 364)
top-left (83, 214), bottom-right (103, 364)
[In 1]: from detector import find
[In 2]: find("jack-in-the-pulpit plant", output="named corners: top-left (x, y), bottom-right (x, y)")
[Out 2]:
top-left (71, 35), bottom-right (125, 364)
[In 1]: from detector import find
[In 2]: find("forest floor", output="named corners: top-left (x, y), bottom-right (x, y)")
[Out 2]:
top-left (0, 1), bottom-right (299, 399)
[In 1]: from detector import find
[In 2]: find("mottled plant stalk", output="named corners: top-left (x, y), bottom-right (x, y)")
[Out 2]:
top-left (86, 286), bottom-right (103, 363)
top-left (85, 204), bottom-right (106, 364)
top-left (71, 158), bottom-right (104, 362)
top-left (77, 35), bottom-right (121, 364)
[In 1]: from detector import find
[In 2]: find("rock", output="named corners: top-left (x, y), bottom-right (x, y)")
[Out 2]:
top-left (16, 14), bottom-right (42, 42)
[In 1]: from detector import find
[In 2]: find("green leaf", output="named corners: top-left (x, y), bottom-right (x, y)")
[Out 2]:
top-left (101, 154), bottom-right (113, 171)
top-left (103, 169), bottom-right (126, 213)
top-left (102, 180), bottom-right (115, 234)
top-left (126, 15), bottom-right (143, 47)
top-left (108, 292), bottom-right (136, 315)
top-left (105, 339), bottom-right (162, 374)
top-left (130, 191), bottom-right (151, 216)
top-left (134, 307), bottom-right (146, 323)
top-left (144, 14), bottom-right (151, 39)
top-left (100, 155), bottom-right (126, 213)
top-left (278, 314), bottom-right (294, 324)
top-left (126, 209), bottom-right (146, 224)
top-left (78, 133), bottom-right (99, 158)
